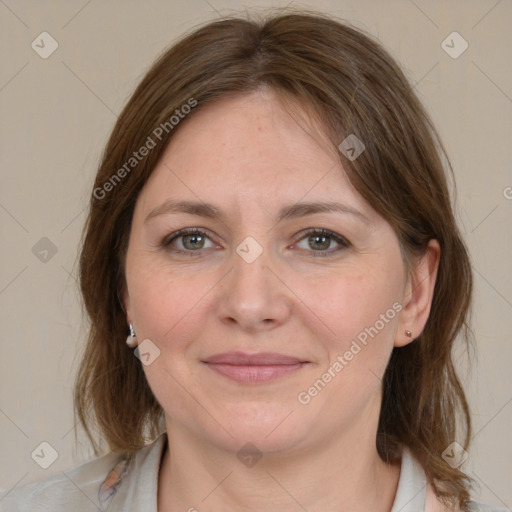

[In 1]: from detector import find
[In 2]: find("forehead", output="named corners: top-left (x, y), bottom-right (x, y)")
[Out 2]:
top-left (137, 90), bottom-right (372, 220)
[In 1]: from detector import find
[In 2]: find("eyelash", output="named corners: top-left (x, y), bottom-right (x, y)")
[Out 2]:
top-left (162, 227), bottom-right (350, 258)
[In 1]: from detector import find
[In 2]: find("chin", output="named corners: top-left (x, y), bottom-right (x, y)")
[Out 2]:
top-left (202, 402), bottom-right (315, 456)
top-left (215, 425), bottom-right (306, 458)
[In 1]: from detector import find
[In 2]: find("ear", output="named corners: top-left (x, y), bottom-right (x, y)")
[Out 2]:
top-left (120, 286), bottom-right (133, 325)
top-left (395, 239), bottom-right (440, 347)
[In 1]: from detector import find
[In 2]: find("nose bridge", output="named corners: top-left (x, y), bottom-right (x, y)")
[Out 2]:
top-left (216, 236), bottom-right (290, 330)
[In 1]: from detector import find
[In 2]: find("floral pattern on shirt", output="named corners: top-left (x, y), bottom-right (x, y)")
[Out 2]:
top-left (98, 455), bottom-right (133, 510)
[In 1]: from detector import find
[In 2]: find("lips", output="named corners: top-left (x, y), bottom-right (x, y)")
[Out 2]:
top-left (203, 352), bottom-right (306, 365)
top-left (202, 352), bottom-right (308, 383)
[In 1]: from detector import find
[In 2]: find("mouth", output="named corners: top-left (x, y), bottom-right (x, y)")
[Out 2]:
top-left (201, 352), bottom-right (309, 384)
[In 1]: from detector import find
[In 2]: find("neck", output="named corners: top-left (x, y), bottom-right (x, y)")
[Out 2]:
top-left (157, 417), bottom-right (401, 511)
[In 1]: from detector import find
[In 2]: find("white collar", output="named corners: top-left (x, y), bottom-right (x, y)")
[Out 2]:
top-left (390, 448), bottom-right (427, 512)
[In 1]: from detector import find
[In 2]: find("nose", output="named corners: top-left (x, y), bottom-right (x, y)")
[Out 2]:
top-left (215, 245), bottom-right (292, 333)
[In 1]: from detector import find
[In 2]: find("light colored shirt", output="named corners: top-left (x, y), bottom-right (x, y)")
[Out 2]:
top-left (0, 433), bottom-right (506, 511)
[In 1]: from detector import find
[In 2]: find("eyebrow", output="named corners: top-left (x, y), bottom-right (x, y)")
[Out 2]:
top-left (144, 200), bottom-right (372, 225)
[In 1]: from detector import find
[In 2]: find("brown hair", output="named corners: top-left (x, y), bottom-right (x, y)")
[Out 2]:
top-left (75, 10), bottom-right (473, 509)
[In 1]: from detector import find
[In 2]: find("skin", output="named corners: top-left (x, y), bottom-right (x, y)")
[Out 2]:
top-left (123, 89), bottom-right (440, 511)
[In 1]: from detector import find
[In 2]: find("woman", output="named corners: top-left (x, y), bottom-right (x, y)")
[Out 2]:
top-left (3, 11), bottom-right (504, 512)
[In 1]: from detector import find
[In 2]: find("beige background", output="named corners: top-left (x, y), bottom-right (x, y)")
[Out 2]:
top-left (0, 0), bottom-right (511, 508)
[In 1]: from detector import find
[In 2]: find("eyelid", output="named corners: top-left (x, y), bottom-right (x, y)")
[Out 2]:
top-left (292, 228), bottom-right (351, 254)
top-left (162, 227), bottom-right (218, 251)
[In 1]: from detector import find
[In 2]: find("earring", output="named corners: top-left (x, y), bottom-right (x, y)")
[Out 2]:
top-left (405, 329), bottom-right (412, 338)
top-left (126, 323), bottom-right (138, 348)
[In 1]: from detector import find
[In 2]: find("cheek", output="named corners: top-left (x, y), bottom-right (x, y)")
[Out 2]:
top-left (294, 267), bottom-right (402, 421)
top-left (297, 265), bottom-right (402, 349)
top-left (127, 260), bottom-right (214, 349)
top-left (127, 265), bottom-right (215, 416)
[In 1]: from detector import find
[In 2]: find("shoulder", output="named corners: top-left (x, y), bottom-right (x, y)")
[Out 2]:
top-left (465, 501), bottom-right (509, 512)
top-left (426, 484), bottom-right (507, 512)
top-left (398, 449), bottom-right (506, 512)
top-left (0, 434), bottom-right (166, 512)
top-left (0, 449), bottom-right (125, 511)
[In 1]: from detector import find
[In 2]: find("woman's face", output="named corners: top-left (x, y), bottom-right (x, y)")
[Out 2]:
top-left (123, 89), bottom-right (414, 454)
